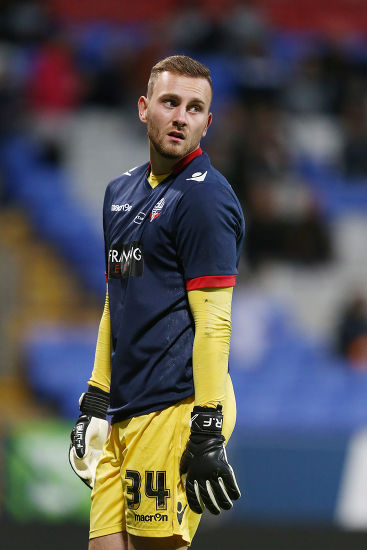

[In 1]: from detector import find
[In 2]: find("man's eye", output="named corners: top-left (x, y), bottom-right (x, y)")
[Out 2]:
top-left (164, 99), bottom-right (175, 107)
top-left (189, 105), bottom-right (201, 112)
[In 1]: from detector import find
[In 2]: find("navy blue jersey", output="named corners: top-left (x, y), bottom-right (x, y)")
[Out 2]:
top-left (103, 149), bottom-right (244, 423)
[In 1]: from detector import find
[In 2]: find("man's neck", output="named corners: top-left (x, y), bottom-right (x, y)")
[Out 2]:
top-left (149, 143), bottom-right (200, 175)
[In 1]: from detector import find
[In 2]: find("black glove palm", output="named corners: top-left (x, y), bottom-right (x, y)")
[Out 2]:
top-left (180, 405), bottom-right (241, 515)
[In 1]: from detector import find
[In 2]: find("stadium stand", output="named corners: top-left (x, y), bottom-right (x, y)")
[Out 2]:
top-left (2, 1), bottom-right (367, 532)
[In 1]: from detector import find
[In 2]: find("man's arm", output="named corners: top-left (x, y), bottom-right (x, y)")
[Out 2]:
top-left (88, 284), bottom-right (112, 392)
top-left (180, 286), bottom-right (241, 514)
top-left (69, 284), bottom-right (112, 488)
top-left (188, 287), bottom-right (232, 408)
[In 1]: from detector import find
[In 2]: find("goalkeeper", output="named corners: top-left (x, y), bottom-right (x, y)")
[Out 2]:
top-left (70, 55), bottom-right (244, 550)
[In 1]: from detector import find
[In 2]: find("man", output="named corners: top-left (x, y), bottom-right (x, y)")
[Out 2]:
top-left (70, 55), bottom-right (244, 550)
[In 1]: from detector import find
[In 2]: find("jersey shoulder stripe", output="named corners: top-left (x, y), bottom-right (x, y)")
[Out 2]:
top-left (186, 275), bottom-right (238, 290)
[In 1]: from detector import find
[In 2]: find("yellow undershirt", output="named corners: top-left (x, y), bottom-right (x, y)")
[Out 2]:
top-left (89, 172), bottom-right (234, 409)
top-left (89, 285), bottom-right (233, 409)
top-left (88, 285), bottom-right (112, 393)
top-left (148, 172), bottom-right (170, 188)
top-left (188, 287), bottom-right (233, 407)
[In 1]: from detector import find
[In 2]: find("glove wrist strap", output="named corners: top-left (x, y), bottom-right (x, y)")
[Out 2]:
top-left (190, 404), bottom-right (223, 437)
top-left (80, 387), bottom-right (109, 419)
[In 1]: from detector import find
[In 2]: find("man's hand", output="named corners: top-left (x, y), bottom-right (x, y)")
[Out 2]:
top-left (69, 386), bottom-right (109, 489)
top-left (180, 405), bottom-right (241, 515)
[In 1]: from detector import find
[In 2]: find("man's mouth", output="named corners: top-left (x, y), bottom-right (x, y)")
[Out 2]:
top-left (168, 131), bottom-right (185, 141)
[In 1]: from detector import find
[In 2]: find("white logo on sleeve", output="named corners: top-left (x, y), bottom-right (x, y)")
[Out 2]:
top-left (123, 167), bottom-right (138, 176)
top-left (186, 171), bottom-right (207, 182)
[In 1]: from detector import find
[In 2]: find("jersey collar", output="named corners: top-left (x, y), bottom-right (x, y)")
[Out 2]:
top-left (146, 147), bottom-right (203, 177)
top-left (171, 147), bottom-right (203, 174)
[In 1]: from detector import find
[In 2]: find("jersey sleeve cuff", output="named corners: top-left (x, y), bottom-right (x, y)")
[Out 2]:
top-left (186, 274), bottom-right (237, 290)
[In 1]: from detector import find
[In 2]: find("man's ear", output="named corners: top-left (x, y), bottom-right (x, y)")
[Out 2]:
top-left (138, 96), bottom-right (148, 123)
top-left (202, 112), bottom-right (213, 138)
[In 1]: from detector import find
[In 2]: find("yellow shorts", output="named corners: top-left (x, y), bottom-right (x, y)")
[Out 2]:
top-left (90, 375), bottom-right (236, 545)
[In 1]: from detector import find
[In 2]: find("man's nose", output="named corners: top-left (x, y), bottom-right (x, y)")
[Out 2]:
top-left (173, 107), bottom-right (187, 127)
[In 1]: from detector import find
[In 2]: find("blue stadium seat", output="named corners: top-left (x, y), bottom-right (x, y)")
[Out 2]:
top-left (294, 156), bottom-right (367, 218)
top-left (0, 136), bottom-right (105, 296)
top-left (24, 327), bottom-right (97, 419)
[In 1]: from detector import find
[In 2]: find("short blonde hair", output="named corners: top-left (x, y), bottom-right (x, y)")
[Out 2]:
top-left (147, 55), bottom-right (213, 98)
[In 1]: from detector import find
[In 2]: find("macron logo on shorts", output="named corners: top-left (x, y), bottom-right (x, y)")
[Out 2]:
top-left (134, 513), bottom-right (168, 522)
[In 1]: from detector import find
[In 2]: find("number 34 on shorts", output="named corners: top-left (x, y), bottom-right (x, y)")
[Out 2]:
top-left (125, 469), bottom-right (170, 515)
top-left (122, 466), bottom-right (196, 538)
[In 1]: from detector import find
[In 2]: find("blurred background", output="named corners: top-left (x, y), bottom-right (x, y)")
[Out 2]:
top-left (2, 0), bottom-right (367, 548)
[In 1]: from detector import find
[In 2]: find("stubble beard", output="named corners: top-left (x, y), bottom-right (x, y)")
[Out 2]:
top-left (147, 119), bottom-right (189, 160)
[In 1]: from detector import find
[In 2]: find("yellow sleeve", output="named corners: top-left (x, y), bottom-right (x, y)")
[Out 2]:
top-left (187, 287), bottom-right (233, 408)
top-left (88, 285), bottom-right (112, 393)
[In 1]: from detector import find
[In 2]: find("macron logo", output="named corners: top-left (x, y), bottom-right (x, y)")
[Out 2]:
top-left (186, 171), bottom-right (207, 182)
top-left (111, 204), bottom-right (132, 212)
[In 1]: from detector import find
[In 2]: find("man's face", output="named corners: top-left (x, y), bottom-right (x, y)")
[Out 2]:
top-left (138, 72), bottom-right (212, 162)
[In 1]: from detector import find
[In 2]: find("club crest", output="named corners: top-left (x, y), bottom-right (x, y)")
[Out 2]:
top-left (150, 198), bottom-right (165, 221)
